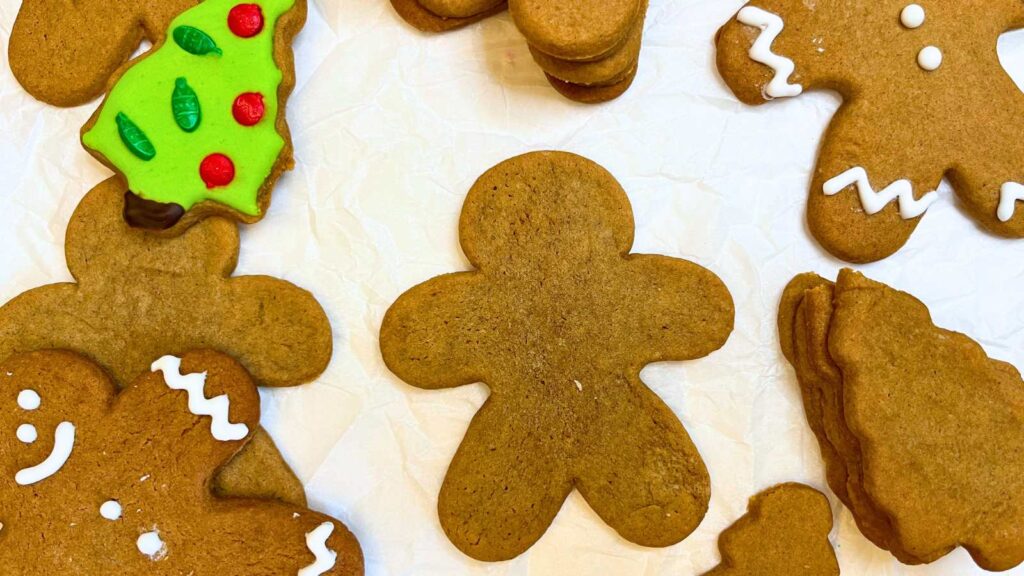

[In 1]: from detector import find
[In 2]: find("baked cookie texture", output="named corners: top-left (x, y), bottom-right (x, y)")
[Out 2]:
top-left (779, 269), bottom-right (1024, 571)
top-left (717, 1), bottom-right (1024, 262)
top-left (0, 177), bottom-right (334, 506)
top-left (0, 349), bottom-right (363, 575)
top-left (389, 0), bottom-right (647, 102)
top-left (703, 483), bottom-right (839, 576)
top-left (8, 0), bottom-right (199, 106)
top-left (380, 151), bottom-right (735, 561)
top-left (81, 0), bottom-right (306, 232)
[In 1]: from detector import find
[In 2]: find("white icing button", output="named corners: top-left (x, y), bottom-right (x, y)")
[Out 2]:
top-left (16, 423), bottom-right (37, 444)
top-left (137, 530), bottom-right (167, 560)
top-left (918, 46), bottom-right (943, 71)
top-left (17, 390), bottom-right (40, 411)
top-left (901, 4), bottom-right (925, 29)
top-left (100, 500), bottom-right (123, 521)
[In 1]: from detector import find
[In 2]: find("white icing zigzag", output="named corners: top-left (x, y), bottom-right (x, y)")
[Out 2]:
top-left (151, 356), bottom-right (249, 442)
top-left (823, 167), bottom-right (938, 219)
top-left (298, 522), bottom-right (338, 576)
top-left (15, 421), bottom-right (76, 485)
top-left (998, 183), bottom-right (1024, 222)
top-left (737, 6), bottom-right (803, 99)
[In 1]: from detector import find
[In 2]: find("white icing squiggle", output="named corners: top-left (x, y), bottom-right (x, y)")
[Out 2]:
top-left (998, 183), bottom-right (1024, 222)
top-left (298, 522), bottom-right (338, 576)
top-left (15, 421), bottom-right (76, 485)
top-left (737, 6), bottom-right (803, 99)
top-left (151, 356), bottom-right (249, 442)
top-left (823, 167), bottom-right (938, 218)
top-left (137, 530), bottom-right (167, 560)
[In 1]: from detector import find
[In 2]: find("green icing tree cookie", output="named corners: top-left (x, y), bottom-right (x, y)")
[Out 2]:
top-left (82, 0), bottom-right (305, 231)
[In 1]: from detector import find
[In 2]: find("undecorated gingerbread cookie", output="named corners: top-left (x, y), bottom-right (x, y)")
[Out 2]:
top-left (0, 177), bottom-right (333, 505)
top-left (380, 151), bottom-right (735, 561)
top-left (779, 269), bottom-right (1024, 570)
top-left (389, 0), bottom-right (647, 103)
top-left (8, 0), bottom-right (198, 106)
top-left (703, 483), bottom-right (839, 576)
top-left (0, 349), bottom-right (363, 575)
top-left (82, 0), bottom-right (306, 231)
top-left (717, 1), bottom-right (1024, 262)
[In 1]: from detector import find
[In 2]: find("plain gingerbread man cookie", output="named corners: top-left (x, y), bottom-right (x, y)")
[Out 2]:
top-left (0, 349), bottom-right (363, 575)
top-left (0, 177), bottom-right (333, 506)
top-left (380, 151), bottom-right (734, 561)
top-left (717, 1), bottom-right (1024, 262)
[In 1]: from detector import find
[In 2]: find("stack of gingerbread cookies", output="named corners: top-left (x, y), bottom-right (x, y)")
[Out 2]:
top-left (390, 0), bottom-right (649, 103)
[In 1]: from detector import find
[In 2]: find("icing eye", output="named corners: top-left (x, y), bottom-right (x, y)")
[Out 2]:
top-left (17, 390), bottom-right (40, 411)
top-left (16, 423), bottom-right (37, 444)
top-left (100, 500), bottom-right (123, 521)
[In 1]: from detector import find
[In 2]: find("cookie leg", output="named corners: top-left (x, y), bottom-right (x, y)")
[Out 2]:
top-left (437, 399), bottom-right (574, 562)
top-left (576, 380), bottom-right (710, 548)
top-left (807, 105), bottom-right (940, 263)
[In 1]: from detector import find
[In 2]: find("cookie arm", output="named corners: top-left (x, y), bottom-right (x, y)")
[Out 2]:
top-left (619, 255), bottom-right (734, 366)
top-left (380, 272), bottom-right (490, 390)
top-left (716, 1), bottom-right (827, 105)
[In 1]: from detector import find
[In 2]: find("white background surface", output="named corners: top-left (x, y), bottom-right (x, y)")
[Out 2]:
top-left (1, 0), bottom-right (1024, 574)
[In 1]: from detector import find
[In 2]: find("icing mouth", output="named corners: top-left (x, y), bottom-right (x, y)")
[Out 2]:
top-left (15, 421), bottom-right (76, 485)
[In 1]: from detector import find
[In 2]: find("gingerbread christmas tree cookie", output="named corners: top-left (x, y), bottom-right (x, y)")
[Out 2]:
top-left (82, 0), bottom-right (306, 232)
top-left (0, 349), bottom-right (363, 575)
top-left (717, 1), bottom-right (1024, 262)
top-left (703, 484), bottom-right (839, 576)
top-left (380, 151), bottom-right (735, 561)
top-left (780, 269), bottom-right (1024, 570)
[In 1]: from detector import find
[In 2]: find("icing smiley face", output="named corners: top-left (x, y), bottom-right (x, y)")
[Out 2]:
top-left (11, 387), bottom-right (76, 486)
top-left (717, 0), bottom-right (1024, 262)
top-left (0, 350), bottom-right (363, 575)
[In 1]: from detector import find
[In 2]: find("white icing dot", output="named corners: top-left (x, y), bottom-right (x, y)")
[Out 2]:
top-left (17, 390), bottom-right (40, 411)
top-left (100, 500), bottom-right (122, 521)
top-left (901, 4), bottom-right (925, 29)
top-left (137, 530), bottom-right (167, 560)
top-left (16, 424), bottom-right (37, 444)
top-left (918, 46), bottom-right (943, 71)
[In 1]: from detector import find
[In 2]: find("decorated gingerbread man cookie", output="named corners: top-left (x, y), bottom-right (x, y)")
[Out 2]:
top-left (0, 177), bottom-right (333, 505)
top-left (717, 1), bottom-right (1024, 262)
top-left (82, 0), bottom-right (306, 231)
top-left (8, 0), bottom-right (198, 106)
top-left (380, 151), bottom-right (735, 561)
top-left (0, 349), bottom-right (363, 575)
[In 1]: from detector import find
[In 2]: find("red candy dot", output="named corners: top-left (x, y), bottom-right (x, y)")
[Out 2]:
top-left (233, 92), bottom-right (266, 126)
top-left (200, 154), bottom-right (235, 189)
top-left (228, 4), bottom-right (264, 38)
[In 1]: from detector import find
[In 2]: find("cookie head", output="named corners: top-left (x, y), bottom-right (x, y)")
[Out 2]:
top-left (81, 0), bottom-right (306, 232)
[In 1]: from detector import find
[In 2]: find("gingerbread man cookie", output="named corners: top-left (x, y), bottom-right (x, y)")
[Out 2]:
top-left (8, 0), bottom-right (198, 106)
top-left (780, 269), bottom-right (1024, 570)
top-left (703, 483), bottom-right (839, 576)
top-left (390, 0), bottom-right (647, 103)
top-left (380, 151), bottom-right (735, 560)
top-left (0, 349), bottom-right (363, 575)
top-left (0, 177), bottom-right (333, 505)
top-left (82, 0), bottom-right (306, 232)
top-left (717, 1), bottom-right (1024, 262)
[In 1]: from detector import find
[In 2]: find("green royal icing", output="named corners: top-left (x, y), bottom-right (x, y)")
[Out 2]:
top-left (83, 0), bottom-right (294, 215)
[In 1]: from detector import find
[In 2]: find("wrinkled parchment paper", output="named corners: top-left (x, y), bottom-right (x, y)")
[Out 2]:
top-left (1, 0), bottom-right (1023, 574)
